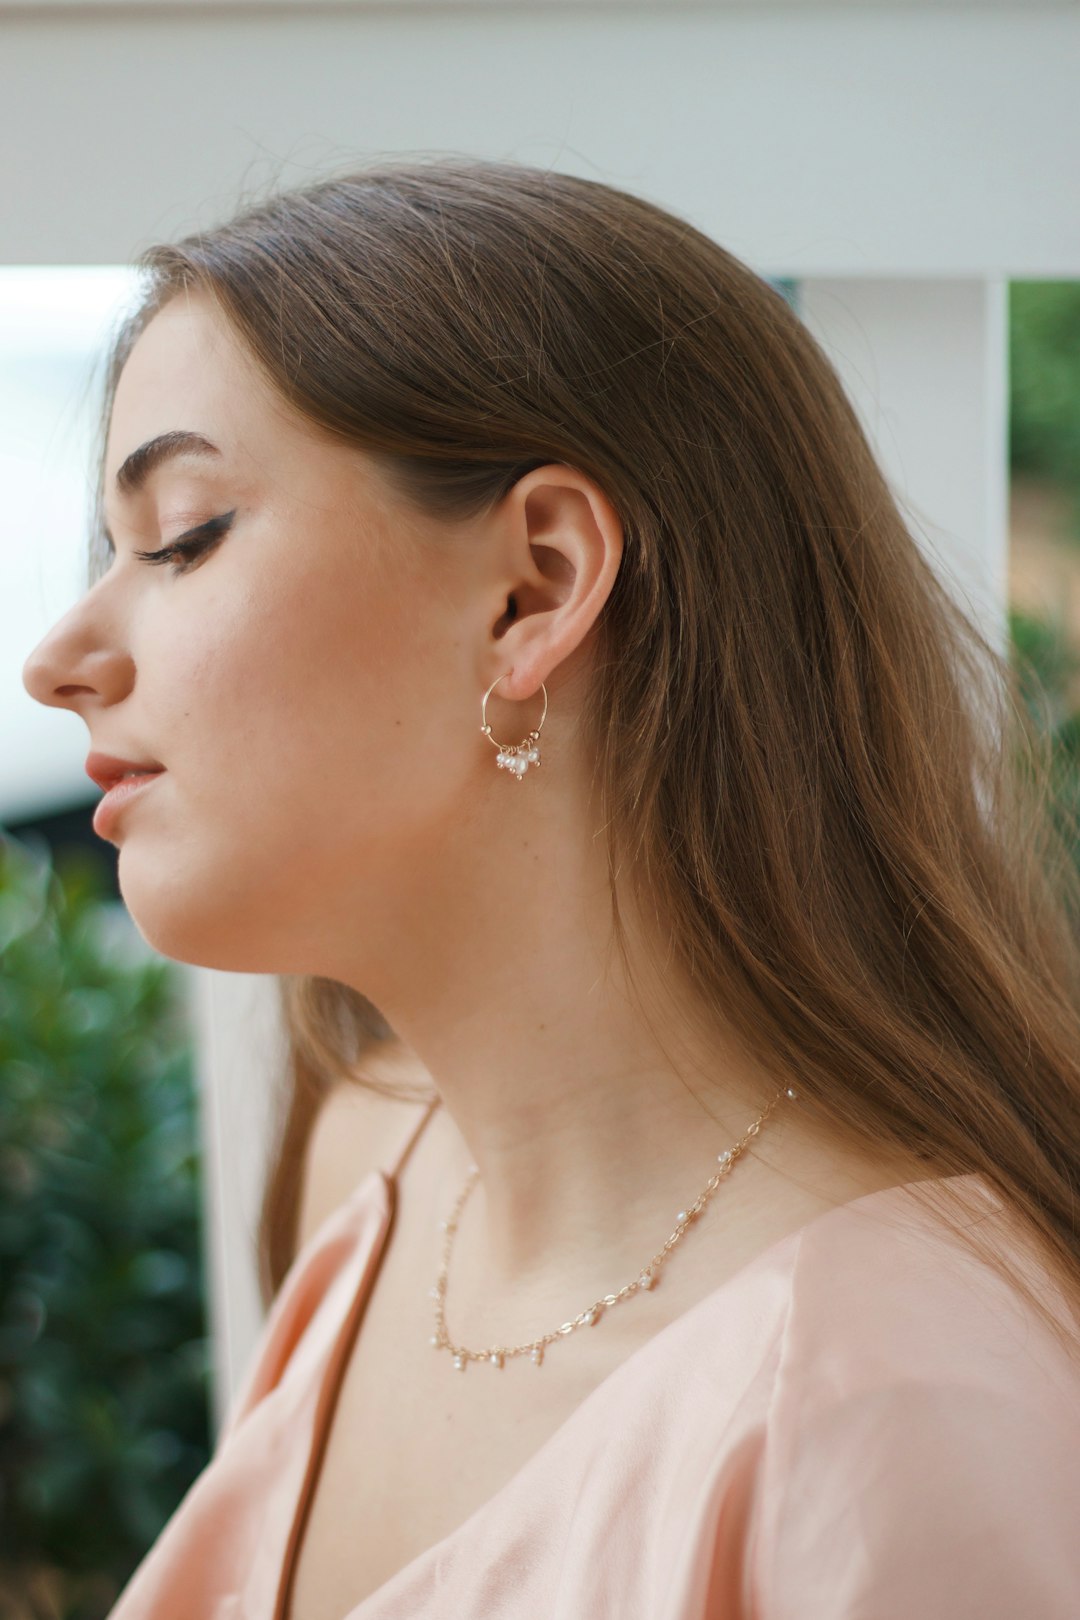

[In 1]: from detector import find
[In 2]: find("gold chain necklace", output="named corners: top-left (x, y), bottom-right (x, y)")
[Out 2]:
top-left (429, 1084), bottom-right (796, 1370)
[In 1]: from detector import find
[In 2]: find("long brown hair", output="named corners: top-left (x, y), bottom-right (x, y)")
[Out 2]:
top-left (87, 157), bottom-right (1080, 1344)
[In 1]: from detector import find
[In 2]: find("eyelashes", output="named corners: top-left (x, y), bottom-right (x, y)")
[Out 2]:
top-left (132, 509), bottom-right (238, 574)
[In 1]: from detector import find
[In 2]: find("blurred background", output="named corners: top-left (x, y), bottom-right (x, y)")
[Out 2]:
top-left (1, 2), bottom-right (1078, 1615)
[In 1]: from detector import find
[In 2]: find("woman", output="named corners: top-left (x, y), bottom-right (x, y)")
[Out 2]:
top-left (22, 157), bottom-right (1080, 1618)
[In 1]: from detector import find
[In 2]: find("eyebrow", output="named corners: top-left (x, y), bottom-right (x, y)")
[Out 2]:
top-left (114, 430), bottom-right (223, 499)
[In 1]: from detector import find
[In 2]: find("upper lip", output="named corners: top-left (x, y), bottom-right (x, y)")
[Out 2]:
top-left (86, 752), bottom-right (166, 792)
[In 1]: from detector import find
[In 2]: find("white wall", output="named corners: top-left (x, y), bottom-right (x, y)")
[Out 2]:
top-left (798, 278), bottom-right (1010, 658)
top-left (2, 4), bottom-right (1078, 275)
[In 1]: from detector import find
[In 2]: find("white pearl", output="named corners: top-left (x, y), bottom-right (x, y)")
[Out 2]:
top-left (786, 1087), bottom-right (798, 1099)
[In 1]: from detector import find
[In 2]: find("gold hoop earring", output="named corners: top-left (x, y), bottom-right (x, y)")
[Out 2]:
top-left (480, 673), bottom-right (548, 780)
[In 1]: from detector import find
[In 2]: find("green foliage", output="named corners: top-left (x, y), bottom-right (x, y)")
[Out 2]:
top-left (1009, 282), bottom-right (1080, 541)
top-left (1010, 604), bottom-right (1079, 728)
top-left (0, 833), bottom-right (211, 1618)
top-left (1009, 607), bottom-right (1080, 869)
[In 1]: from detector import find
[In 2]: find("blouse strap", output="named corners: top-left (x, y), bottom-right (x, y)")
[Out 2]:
top-left (384, 1091), bottom-right (442, 1184)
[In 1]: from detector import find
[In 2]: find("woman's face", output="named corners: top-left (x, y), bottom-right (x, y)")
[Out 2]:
top-left (21, 291), bottom-right (500, 978)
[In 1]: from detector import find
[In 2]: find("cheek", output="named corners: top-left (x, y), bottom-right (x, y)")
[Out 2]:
top-left (181, 563), bottom-right (468, 844)
top-left (114, 561), bottom-right (473, 973)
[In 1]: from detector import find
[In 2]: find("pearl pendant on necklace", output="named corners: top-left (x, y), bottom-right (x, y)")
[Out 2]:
top-left (432, 1085), bottom-right (796, 1371)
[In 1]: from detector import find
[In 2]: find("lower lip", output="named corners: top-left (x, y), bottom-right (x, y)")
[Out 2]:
top-left (92, 771), bottom-right (166, 839)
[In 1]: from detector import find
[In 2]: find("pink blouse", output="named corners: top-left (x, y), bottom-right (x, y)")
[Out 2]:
top-left (107, 1097), bottom-right (1080, 1618)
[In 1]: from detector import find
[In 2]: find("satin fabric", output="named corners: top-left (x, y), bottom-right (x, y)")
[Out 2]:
top-left (106, 1114), bottom-right (1080, 1618)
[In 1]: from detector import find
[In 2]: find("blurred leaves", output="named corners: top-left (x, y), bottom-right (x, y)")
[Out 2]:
top-left (1009, 606), bottom-right (1080, 864)
top-left (1009, 282), bottom-right (1080, 543)
top-left (0, 834), bottom-right (211, 1619)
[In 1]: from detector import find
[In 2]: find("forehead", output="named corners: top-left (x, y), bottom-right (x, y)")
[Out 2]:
top-left (104, 293), bottom-right (291, 488)
top-left (100, 292), bottom-right (406, 548)
top-left (112, 294), bottom-right (245, 422)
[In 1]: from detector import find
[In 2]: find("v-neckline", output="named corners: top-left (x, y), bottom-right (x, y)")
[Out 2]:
top-left (274, 1163), bottom-right (991, 1619)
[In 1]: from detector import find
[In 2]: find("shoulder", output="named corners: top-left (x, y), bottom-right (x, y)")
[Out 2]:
top-left (748, 1176), bottom-right (1080, 1616)
top-left (295, 1044), bottom-right (435, 1251)
top-left (780, 1171), bottom-right (1077, 1384)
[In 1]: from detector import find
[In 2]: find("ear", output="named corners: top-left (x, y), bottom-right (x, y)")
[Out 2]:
top-left (483, 463), bottom-right (624, 703)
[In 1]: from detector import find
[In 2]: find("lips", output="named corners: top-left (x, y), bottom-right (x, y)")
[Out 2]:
top-left (91, 768), bottom-right (166, 841)
top-left (86, 751), bottom-right (166, 792)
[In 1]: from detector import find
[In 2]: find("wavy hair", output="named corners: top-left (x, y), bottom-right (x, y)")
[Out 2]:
top-left (87, 157), bottom-right (1080, 1346)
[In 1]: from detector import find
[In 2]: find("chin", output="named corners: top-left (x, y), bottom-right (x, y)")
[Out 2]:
top-left (115, 861), bottom-right (294, 976)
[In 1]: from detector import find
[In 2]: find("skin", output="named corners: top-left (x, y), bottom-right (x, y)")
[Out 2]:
top-left (22, 290), bottom-right (921, 1348)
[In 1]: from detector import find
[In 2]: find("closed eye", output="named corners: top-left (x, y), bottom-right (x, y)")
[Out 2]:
top-left (133, 509), bottom-right (238, 573)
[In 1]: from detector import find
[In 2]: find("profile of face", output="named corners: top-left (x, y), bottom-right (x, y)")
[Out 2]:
top-left (22, 292), bottom-right (622, 989)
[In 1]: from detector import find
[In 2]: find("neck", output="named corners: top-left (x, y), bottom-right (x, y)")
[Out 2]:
top-left (338, 790), bottom-right (790, 1306)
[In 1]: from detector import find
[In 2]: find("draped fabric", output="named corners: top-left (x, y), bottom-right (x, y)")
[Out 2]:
top-left (106, 1106), bottom-right (1080, 1619)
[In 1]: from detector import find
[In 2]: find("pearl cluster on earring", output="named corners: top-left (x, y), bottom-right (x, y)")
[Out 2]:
top-left (495, 736), bottom-right (542, 777)
top-left (480, 672), bottom-right (549, 781)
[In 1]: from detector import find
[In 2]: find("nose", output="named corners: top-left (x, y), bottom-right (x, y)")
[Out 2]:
top-left (22, 633), bottom-right (66, 708)
top-left (22, 624), bottom-right (79, 710)
top-left (22, 611), bottom-right (128, 715)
